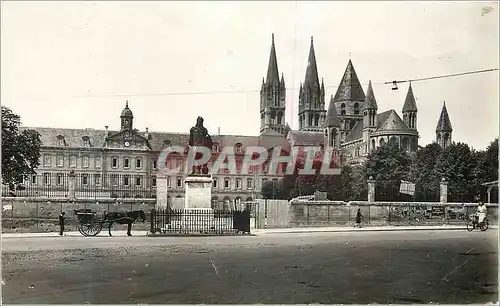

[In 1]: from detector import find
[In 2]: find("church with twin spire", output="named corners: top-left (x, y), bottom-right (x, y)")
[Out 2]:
top-left (259, 34), bottom-right (454, 165)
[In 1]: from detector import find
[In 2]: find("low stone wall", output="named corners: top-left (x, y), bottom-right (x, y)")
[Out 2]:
top-left (288, 200), bottom-right (499, 227)
top-left (1, 197), bottom-right (156, 233)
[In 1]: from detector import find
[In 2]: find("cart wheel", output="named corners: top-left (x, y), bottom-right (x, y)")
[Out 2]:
top-left (79, 221), bottom-right (102, 236)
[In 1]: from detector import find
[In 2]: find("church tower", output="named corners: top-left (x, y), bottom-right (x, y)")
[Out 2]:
top-left (402, 83), bottom-right (418, 130)
top-left (363, 81), bottom-right (378, 154)
top-left (260, 34), bottom-right (286, 136)
top-left (332, 60), bottom-right (366, 141)
top-left (120, 101), bottom-right (133, 131)
top-left (298, 37), bottom-right (326, 132)
top-left (436, 101), bottom-right (453, 149)
top-left (324, 95), bottom-right (341, 149)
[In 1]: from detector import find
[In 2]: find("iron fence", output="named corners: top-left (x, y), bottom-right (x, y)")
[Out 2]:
top-left (2, 173), bottom-right (157, 199)
top-left (150, 208), bottom-right (251, 235)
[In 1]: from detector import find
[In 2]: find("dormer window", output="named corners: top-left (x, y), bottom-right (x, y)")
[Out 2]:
top-left (163, 139), bottom-right (171, 147)
top-left (234, 143), bottom-right (243, 154)
top-left (56, 135), bottom-right (66, 146)
top-left (212, 144), bottom-right (219, 153)
top-left (354, 102), bottom-right (359, 115)
top-left (82, 136), bottom-right (91, 147)
top-left (341, 103), bottom-right (346, 116)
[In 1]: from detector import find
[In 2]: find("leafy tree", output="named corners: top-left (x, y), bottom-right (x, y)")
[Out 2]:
top-left (435, 142), bottom-right (478, 202)
top-left (1, 106), bottom-right (42, 190)
top-left (364, 141), bottom-right (412, 201)
top-left (261, 180), bottom-right (281, 199)
top-left (408, 143), bottom-right (442, 201)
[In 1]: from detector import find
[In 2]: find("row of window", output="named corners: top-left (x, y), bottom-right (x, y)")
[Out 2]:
top-left (164, 177), bottom-right (277, 190)
top-left (33, 173), bottom-right (157, 187)
top-left (43, 154), bottom-right (156, 170)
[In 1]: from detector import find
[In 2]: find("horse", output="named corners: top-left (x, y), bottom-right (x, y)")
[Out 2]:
top-left (103, 210), bottom-right (146, 237)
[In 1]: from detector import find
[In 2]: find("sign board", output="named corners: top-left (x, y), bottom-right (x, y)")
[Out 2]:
top-left (400, 180), bottom-right (416, 196)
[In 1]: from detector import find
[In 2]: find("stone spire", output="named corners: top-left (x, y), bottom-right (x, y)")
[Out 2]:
top-left (436, 102), bottom-right (452, 132)
top-left (333, 59), bottom-right (365, 102)
top-left (402, 83), bottom-right (418, 112)
top-left (265, 33), bottom-right (280, 85)
top-left (304, 36), bottom-right (320, 89)
top-left (364, 80), bottom-right (378, 110)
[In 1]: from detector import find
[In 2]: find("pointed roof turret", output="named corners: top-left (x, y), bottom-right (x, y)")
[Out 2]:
top-left (304, 36), bottom-right (320, 89)
top-left (265, 33), bottom-right (280, 85)
top-left (325, 95), bottom-right (340, 128)
top-left (280, 73), bottom-right (285, 87)
top-left (364, 80), bottom-right (378, 110)
top-left (436, 102), bottom-right (452, 132)
top-left (402, 83), bottom-right (418, 112)
top-left (333, 59), bottom-right (365, 102)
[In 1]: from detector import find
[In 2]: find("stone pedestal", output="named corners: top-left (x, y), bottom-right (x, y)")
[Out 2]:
top-left (156, 176), bottom-right (169, 210)
top-left (169, 174), bottom-right (215, 232)
top-left (184, 174), bottom-right (213, 209)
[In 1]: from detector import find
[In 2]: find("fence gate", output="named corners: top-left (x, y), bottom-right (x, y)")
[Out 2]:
top-left (254, 199), bottom-right (290, 229)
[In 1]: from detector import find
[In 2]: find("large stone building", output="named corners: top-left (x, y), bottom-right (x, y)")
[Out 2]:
top-left (22, 34), bottom-right (453, 206)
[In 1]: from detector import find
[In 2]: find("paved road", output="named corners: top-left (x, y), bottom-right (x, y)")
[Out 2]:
top-left (2, 230), bottom-right (498, 304)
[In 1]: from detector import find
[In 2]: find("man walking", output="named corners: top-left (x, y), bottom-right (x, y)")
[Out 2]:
top-left (355, 208), bottom-right (363, 228)
top-left (59, 211), bottom-right (65, 236)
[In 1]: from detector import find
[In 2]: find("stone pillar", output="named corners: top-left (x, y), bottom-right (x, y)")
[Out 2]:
top-left (367, 176), bottom-right (375, 202)
top-left (68, 170), bottom-right (76, 199)
top-left (440, 178), bottom-right (448, 204)
top-left (487, 186), bottom-right (492, 203)
top-left (156, 175), bottom-right (169, 210)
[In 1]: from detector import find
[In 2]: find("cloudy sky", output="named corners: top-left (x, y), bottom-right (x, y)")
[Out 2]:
top-left (1, 1), bottom-right (498, 149)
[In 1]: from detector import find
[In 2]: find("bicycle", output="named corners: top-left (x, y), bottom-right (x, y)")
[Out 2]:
top-left (466, 215), bottom-right (489, 232)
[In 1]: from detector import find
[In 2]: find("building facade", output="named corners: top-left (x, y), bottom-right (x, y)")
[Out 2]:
top-left (21, 34), bottom-right (453, 205)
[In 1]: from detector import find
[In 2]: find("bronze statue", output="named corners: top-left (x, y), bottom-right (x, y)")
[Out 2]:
top-left (188, 116), bottom-right (213, 174)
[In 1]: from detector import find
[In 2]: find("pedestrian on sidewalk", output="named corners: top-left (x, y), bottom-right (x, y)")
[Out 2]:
top-left (59, 212), bottom-right (66, 236)
top-left (355, 208), bottom-right (363, 228)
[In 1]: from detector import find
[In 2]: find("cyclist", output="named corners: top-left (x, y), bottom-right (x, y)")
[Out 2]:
top-left (475, 200), bottom-right (487, 227)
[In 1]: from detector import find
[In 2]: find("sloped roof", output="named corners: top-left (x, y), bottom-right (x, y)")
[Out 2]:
top-left (402, 83), bottom-right (418, 112)
top-left (376, 110), bottom-right (410, 132)
top-left (22, 126), bottom-right (290, 152)
top-left (375, 110), bottom-right (392, 128)
top-left (21, 127), bottom-right (109, 148)
top-left (436, 102), bottom-right (452, 132)
top-left (325, 95), bottom-right (340, 128)
top-left (288, 130), bottom-right (324, 146)
top-left (344, 121), bottom-right (364, 142)
top-left (332, 59), bottom-right (366, 103)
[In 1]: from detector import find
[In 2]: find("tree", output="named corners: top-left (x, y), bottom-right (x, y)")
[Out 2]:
top-left (1, 106), bottom-right (42, 189)
top-left (408, 143), bottom-right (442, 201)
top-left (364, 141), bottom-right (412, 201)
top-left (261, 180), bottom-right (281, 199)
top-left (435, 142), bottom-right (478, 202)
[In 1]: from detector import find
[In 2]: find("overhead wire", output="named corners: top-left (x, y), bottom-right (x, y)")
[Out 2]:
top-left (74, 67), bottom-right (498, 99)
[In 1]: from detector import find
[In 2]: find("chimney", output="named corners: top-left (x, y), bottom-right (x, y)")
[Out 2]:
top-left (218, 127), bottom-right (221, 136)
top-left (145, 127), bottom-right (149, 139)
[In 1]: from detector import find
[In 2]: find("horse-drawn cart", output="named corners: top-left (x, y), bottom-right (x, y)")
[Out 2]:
top-left (74, 209), bottom-right (104, 237)
top-left (73, 209), bottom-right (146, 237)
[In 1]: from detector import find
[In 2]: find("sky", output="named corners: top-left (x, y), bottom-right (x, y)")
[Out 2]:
top-left (1, 1), bottom-right (499, 150)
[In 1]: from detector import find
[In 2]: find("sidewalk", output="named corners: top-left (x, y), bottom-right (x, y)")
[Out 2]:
top-left (3, 224), bottom-right (496, 239)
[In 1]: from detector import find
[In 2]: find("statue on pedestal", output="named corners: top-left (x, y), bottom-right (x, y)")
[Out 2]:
top-left (188, 116), bottom-right (213, 175)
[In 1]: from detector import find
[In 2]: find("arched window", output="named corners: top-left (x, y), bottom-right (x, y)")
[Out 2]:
top-left (234, 143), bottom-right (243, 154)
top-left (371, 139), bottom-right (376, 152)
top-left (354, 102), bottom-right (359, 115)
top-left (379, 138), bottom-right (386, 147)
top-left (341, 103), bottom-right (346, 115)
